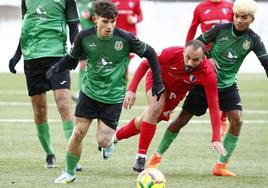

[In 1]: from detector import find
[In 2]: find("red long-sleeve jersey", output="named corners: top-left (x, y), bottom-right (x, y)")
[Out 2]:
top-left (112, 0), bottom-right (143, 35)
top-left (129, 46), bottom-right (221, 142)
top-left (185, 0), bottom-right (233, 44)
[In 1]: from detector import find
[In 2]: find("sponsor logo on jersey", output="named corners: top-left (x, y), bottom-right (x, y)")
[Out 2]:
top-left (96, 56), bottom-right (113, 72)
top-left (89, 42), bottom-right (97, 47)
top-left (115, 41), bottom-right (123, 51)
top-left (204, 9), bottom-right (211, 14)
top-left (223, 49), bottom-right (237, 63)
top-left (242, 40), bottom-right (250, 50)
top-left (33, 6), bottom-right (47, 20)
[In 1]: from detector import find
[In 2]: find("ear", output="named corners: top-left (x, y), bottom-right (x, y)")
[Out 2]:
top-left (251, 16), bottom-right (255, 23)
top-left (92, 15), bottom-right (97, 24)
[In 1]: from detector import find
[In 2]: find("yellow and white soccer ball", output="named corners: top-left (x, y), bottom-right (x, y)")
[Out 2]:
top-left (136, 168), bottom-right (166, 188)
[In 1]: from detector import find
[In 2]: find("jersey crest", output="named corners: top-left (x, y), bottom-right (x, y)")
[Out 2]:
top-left (114, 41), bottom-right (123, 51)
top-left (243, 40), bottom-right (250, 50)
top-left (190, 74), bottom-right (197, 82)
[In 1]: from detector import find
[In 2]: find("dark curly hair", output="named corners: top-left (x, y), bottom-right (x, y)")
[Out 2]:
top-left (93, 0), bottom-right (118, 19)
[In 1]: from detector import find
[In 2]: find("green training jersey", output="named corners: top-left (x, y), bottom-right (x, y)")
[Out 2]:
top-left (70, 28), bottom-right (148, 104)
top-left (20, 0), bottom-right (79, 60)
top-left (77, 0), bottom-right (95, 30)
top-left (201, 23), bottom-right (267, 88)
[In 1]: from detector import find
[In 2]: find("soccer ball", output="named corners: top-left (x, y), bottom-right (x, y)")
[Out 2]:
top-left (136, 168), bottom-right (166, 188)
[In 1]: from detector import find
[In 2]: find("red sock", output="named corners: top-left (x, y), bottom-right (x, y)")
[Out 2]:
top-left (138, 121), bottom-right (157, 155)
top-left (116, 118), bottom-right (139, 140)
top-left (221, 111), bottom-right (227, 121)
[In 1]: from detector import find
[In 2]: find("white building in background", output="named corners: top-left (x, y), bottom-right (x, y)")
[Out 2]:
top-left (0, 1), bottom-right (267, 73)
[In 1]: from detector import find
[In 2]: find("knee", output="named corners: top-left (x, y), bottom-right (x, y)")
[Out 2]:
top-left (97, 138), bottom-right (111, 148)
top-left (168, 116), bottom-right (189, 133)
top-left (33, 104), bottom-right (46, 119)
top-left (72, 128), bottom-right (86, 142)
top-left (57, 98), bottom-right (71, 113)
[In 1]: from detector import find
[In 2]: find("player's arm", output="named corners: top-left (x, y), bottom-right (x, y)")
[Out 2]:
top-left (8, 0), bottom-right (26, 73)
top-left (128, 59), bottom-right (150, 93)
top-left (127, 34), bottom-right (165, 100)
top-left (124, 60), bottom-right (149, 109)
top-left (185, 6), bottom-right (200, 44)
top-left (46, 31), bottom-right (84, 79)
top-left (196, 23), bottom-right (225, 45)
top-left (252, 34), bottom-right (268, 77)
top-left (203, 76), bottom-right (221, 142)
top-left (135, 0), bottom-right (143, 23)
top-left (203, 72), bottom-right (227, 156)
top-left (65, 0), bottom-right (80, 44)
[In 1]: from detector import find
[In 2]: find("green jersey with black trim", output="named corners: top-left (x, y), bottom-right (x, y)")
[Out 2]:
top-left (201, 23), bottom-right (267, 88)
top-left (70, 28), bottom-right (148, 104)
top-left (20, 0), bottom-right (79, 60)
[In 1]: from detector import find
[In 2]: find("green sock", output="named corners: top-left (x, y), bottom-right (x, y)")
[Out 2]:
top-left (36, 122), bottom-right (54, 155)
top-left (219, 133), bottom-right (239, 163)
top-left (157, 129), bottom-right (178, 155)
top-left (78, 69), bottom-right (85, 90)
top-left (63, 121), bottom-right (74, 142)
top-left (65, 152), bottom-right (80, 175)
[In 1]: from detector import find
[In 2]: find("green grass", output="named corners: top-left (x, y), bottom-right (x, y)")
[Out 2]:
top-left (0, 73), bottom-right (267, 188)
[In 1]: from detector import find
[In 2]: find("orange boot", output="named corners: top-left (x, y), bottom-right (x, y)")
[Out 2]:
top-left (212, 162), bottom-right (236, 176)
top-left (146, 152), bottom-right (162, 168)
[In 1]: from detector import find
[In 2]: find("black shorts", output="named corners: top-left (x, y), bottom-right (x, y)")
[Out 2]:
top-left (24, 57), bottom-right (70, 96)
top-left (182, 84), bottom-right (242, 116)
top-left (75, 91), bottom-right (123, 130)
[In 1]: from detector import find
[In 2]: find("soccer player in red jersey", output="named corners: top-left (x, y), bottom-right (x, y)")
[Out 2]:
top-left (185, 0), bottom-right (234, 136)
top-left (113, 40), bottom-right (227, 172)
top-left (112, 0), bottom-right (143, 35)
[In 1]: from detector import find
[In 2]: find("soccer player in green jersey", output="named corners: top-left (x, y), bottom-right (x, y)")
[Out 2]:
top-left (147, 0), bottom-right (268, 176)
top-left (8, 0), bottom-right (81, 169)
top-left (46, 0), bottom-right (164, 183)
top-left (72, 0), bottom-right (96, 101)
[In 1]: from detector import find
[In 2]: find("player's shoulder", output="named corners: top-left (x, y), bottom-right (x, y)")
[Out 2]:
top-left (114, 28), bottom-right (136, 41)
top-left (160, 46), bottom-right (183, 57)
top-left (247, 28), bottom-right (262, 41)
top-left (80, 27), bottom-right (95, 37)
top-left (213, 22), bottom-right (232, 30)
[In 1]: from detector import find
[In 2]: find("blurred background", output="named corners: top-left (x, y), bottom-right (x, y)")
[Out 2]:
top-left (0, 0), bottom-right (267, 73)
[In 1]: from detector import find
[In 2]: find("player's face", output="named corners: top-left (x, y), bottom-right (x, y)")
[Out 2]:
top-left (183, 46), bottom-right (204, 73)
top-left (233, 12), bottom-right (254, 31)
top-left (94, 15), bottom-right (116, 39)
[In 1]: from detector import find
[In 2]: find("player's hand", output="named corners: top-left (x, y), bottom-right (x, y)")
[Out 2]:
top-left (127, 15), bottom-right (138, 24)
top-left (123, 90), bottom-right (136, 109)
top-left (211, 141), bottom-right (227, 156)
top-left (8, 55), bottom-right (21, 74)
top-left (46, 65), bottom-right (60, 80)
top-left (152, 82), bottom-right (165, 101)
top-left (208, 58), bottom-right (220, 74)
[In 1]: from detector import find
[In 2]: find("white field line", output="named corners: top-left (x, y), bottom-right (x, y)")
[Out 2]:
top-left (0, 90), bottom-right (267, 97)
top-left (0, 101), bottom-right (267, 114)
top-left (0, 119), bottom-right (268, 124)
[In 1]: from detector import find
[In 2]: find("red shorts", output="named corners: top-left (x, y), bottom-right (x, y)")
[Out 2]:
top-left (146, 70), bottom-right (184, 122)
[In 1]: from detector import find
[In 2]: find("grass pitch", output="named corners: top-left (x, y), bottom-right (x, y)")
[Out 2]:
top-left (0, 73), bottom-right (267, 188)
